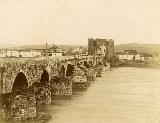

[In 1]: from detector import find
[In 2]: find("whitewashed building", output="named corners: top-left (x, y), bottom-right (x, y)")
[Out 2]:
top-left (50, 52), bottom-right (62, 57)
top-left (42, 45), bottom-right (63, 57)
top-left (0, 50), bottom-right (7, 57)
top-left (0, 49), bottom-right (42, 58)
top-left (117, 50), bottom-right (145, 61)
top-left (72, 48), bottom-right (83, 54)
top-left (6, 50), bottom-right (19, 57)
top-left (19, 50), bottom-right (41, 57)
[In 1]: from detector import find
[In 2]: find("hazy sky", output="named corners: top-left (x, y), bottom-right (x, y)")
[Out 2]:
top-left (0, 0), bottom-right (160, 45)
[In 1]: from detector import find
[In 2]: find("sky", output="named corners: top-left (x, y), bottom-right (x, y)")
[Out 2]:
top-left (0, 0), bottom-right (160, 45)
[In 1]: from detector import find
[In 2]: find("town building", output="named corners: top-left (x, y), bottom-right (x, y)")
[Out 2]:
top-left (117, 50), bottom-right (145, 61)
top-left (0, 50), bottom-right (6, 57)
top-left (72, 48), bottom-right (83, 54)
top-left (0, 44), bottom-right (63, 58)
top-left (19, 49), bottom-right (42, 57)
top-left (42, 45), bottom-right (63, 57)
top-left (0, 49), bottom-right (42, 58)
top-left (4, 50), bottom-right (19, 57)
top-left (72, 47), bottom-right (88, 56)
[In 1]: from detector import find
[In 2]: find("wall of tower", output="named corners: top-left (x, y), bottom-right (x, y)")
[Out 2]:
top-left (88, 38), bottom-right (114, 60)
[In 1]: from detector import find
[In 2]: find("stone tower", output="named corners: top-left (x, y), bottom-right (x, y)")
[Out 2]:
top-left (88, 38), bottom-right (114, 60)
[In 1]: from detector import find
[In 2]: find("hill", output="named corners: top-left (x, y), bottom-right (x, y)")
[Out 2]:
top-left (1, 44), bottom-right (88, 51)
top-left (1, 43), bottom-right (160, 54)
top-left (115, 43), bottom-right (160, 54)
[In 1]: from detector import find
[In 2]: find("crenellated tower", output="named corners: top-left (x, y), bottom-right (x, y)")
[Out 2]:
top-left (88, 38), bottom-right (114, 60)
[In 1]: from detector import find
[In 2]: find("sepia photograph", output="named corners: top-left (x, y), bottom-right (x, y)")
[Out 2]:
top-left (0, 0), bottom-right (160, 123)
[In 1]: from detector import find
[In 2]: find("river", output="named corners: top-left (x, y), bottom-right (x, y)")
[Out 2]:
top-left (1, 67), bottom-right (160, 123)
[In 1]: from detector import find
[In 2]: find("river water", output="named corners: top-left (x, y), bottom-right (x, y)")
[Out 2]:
top-left (1, 67), bottom-right (160, 123)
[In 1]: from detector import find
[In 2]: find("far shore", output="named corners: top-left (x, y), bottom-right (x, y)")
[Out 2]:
top-left (119, 60), bottom-right (160, 69)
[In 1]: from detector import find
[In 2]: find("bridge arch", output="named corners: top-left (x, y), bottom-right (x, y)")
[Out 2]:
top-left (40, 70), bottom-right (49, 83)
top-left (12, 72), bottom-right (28, 92)
top-left (66, 64), bottom-right (74, 76)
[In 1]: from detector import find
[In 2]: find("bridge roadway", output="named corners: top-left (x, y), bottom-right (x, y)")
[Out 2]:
top-left (0, 55), bottom-right (103, 94)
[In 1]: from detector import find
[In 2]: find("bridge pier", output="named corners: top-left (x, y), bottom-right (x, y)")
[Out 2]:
top-left (0, 55), bottom-right (111, 120)
top-left (77, 62), bottom-right (93, 84)
top-left (50, 76), bottom-right (72, 97)
top-left (72, 66), bottom-right (88, 90)
top-left (31, 82), bottom-right (51, 105)
top-left (49, 60), bottom-right (73, 97)
top-left (2, 89), bottom-right (36, 120)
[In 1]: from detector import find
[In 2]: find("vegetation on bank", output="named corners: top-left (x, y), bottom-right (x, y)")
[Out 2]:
top-left (119, 60), bottom-right (160, 68)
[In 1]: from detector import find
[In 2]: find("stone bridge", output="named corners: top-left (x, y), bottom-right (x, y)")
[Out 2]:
top-left (0, 56), bottom-right (103, 94)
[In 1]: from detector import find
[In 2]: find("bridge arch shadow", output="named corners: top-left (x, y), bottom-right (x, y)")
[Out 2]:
top-left (12, 72), bottom-right (28, 92)
top-left (40, 70), bottom-right (49, 83)
top-left (66, 64), bottom-right (74, 76)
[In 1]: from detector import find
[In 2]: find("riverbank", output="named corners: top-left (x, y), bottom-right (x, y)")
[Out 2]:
top-left (119, 60), bottom-right (160, 69)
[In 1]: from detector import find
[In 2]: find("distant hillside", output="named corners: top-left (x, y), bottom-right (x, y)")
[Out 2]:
top-left (115, 43), bottom-right (160, 54)
top-left (3, 44), bottom-right (88, 51)
top-left (57, 45), bottom-right (87, 51)
top-left (1, 43), bottom-right (160, 54)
